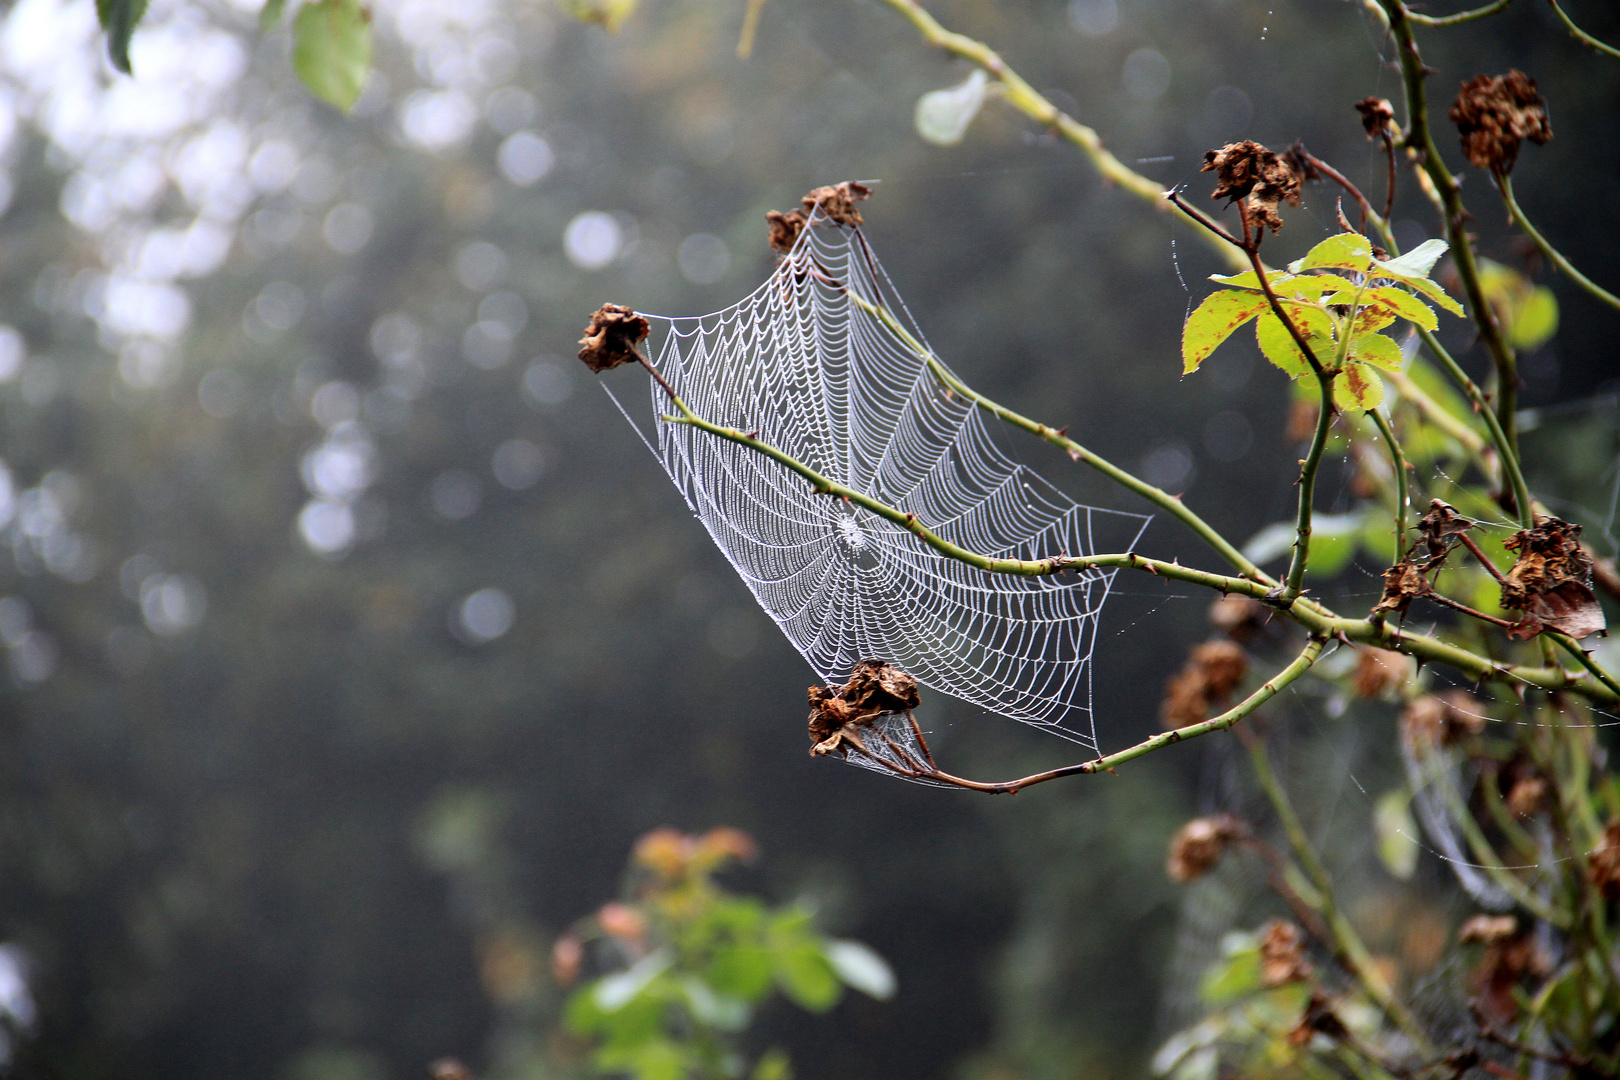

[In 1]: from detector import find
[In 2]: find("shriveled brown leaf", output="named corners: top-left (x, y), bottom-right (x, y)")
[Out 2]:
top-left (1589, 821), bottom-right (1620, 902)
top-left (1416, 498), bottom-right (1472, 565)
top-left (1355, 96), bottom-right (1396, 140)
top-left (1448, 70), bottom-right (1552, 175)
top-left (1259, 918), bottom-right (1313, 988)
top-left (766, 208), bottom-right (807, 254)
top-left (1286, 991), bottom-right (1348, 1047)
top-left (1372, 558), bottom-right (1432, 616)
top-left (1166, 813), bottom-right (1246, 883)
top-left (1501, 516), bottom-right (1606, 640)
top-left (1353, 647), bottom-right (1409, 699)
top-left (578, 303), bottom-right (650, 373)
top-left (1201, 140), bottom-right (1301, 234)
top-left (1506, 774), bottom-right (1547, 818)
top-left (1465, 919), bottom-right (1548, 1026)
top-left (801, 180), bottom-right (872, 227)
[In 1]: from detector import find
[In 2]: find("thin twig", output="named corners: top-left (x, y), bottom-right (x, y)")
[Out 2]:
top-left (1420, 590), bottom-right (1517, 629)
top-left (736, 0), bottom-right (767, 57)
top-left (1457, 532), bottom-right (1508, 583)
top-left (1378, 0), bottom-right (1524, 470)
top-left (1497, 174), bottom-right (1620, 311)
top-left (872, 0), bottom-right (1249, 270)
top-left (1545, 0), bottom-right (1620, 58)
top-left (1405, 0), bottom-right (1514, 25)
top-left (848, 636), bottom-right (1326, 793)
top-left (1371, 410), bottom-right (1409, 555)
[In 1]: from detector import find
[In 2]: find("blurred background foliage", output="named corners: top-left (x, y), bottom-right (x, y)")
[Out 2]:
top-left (0, 0), bottom-right (1615, 1077)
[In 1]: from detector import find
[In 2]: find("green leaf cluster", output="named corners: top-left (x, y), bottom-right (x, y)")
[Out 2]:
top-left (565, 831), bottom-right (893, 1080)
top-left (1182, 233), bottom-right (1461, 412)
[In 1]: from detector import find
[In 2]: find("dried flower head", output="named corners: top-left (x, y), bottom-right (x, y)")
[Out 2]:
top-left (1209, 594), bottom-right (1268, 643)
top-left (578, 303), bottom-right (651, 373)
top-left (1448, 70), bottom-right (1552, 175)
top-left (1353, 647), bottom-right (1410, 699)
top-left (1201, 140), bottom-right (1302, 233)
top-left (808, 659), bottom-right (920, 756)
top-left (1166, 813), bottom-right (1246, 882)
top-left (766, 208), bottom-right (808, 254)
top-left (1160, 640), bottom-right (1249, 728)
top-left (1500, 515), bottom-right (1606, 640)
top-left (801, 180), bottom-right (872, 227)
top-left (1355, 97), bottom-right (1396, 140)
top-left (1589, 821), bottom-right (1620, 902)
top-left (1372, 558), bottom-right (1432, 617)
top-left (1416, 499), bottom-right (1473, 566)
top-left (1259, 918), bottom-right (1314, 987)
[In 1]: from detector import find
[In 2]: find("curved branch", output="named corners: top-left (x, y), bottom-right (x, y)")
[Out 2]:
top-left (1498, 173), bottom-right (1620, 311)
top-left (1405, 0), bottom-right (1514, 25)
top-left (1546, 0), bottom-right (1620, 58)
top-left (875, 636), bottom-right (1327, 793)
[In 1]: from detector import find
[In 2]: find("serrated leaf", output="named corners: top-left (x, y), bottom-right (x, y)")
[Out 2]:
top-left (1361, 286), bottom-right (1439, 332)
top-left (914, 69), bottom-right (988, 147)
top-left (97, 0), bottom-right (149, 74)
top-left (293, 0), bottom-right (372, 112)
top-left (1347, 332), bottom-right (1403, 372)
top-left (1295, 232), bottom-right (1373, 274)
top-left (1182, 291), bottom-right (1270, 374)
top-left (1255, 306), bottom-right (1335, 378)
top-left (1377, 239), bottom-right (1448, 280)
top-left (1333, 363), bottom-right (1384, 411)
top-left (260, 0), bottom-right (287, 31)
top-left (1374, 789), bottom-right (1418, 880)
top-left (1508, 285), bottom-right (1558, 351)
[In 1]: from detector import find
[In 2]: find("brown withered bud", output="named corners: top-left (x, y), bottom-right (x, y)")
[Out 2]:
top-left (1417, 499), bottom-right (1473, 566)
top-left (1283, 141), bottom-right (1322, 184)
top-left (1401, 692), bottom-right (1487, 753)
top-left (578, 304), bottom-right (650, 373)
top-left (1588, 821), bottom-right (1620, 902)
top-left (1449, 71), bottom-right (1552, 175)
top-left (1353, 647), bottom-right (1409, 699)
top-left (1201, 140), bottom-right (1301, 234)
top-left (1194, 640), bottom-right (1248, 699)
top-left (808, 659), bottom-right (920, 756)
top-left (1166, 813), bottom-right (1246, 883)
top-left (1160, 665), bottom-right (1211, 729)
top-left (766, 208), bottom-right (808, 253)
top-left (1501, 515), bottom-right (1606, 640)
top-left (1209, 594), bottom-right (1269, 643)
top-left (1506, 774), bottom-right (1548, 819)
top-left (801, 180), bottom-right (872, 227)
top-left (1258, 918), bottom-right (1314, 988)
top-left (1355, 97), bottom-right (1396, 140)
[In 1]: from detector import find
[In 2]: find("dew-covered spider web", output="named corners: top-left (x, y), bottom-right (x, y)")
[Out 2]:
top-left (614, 214), bottom-right (1150, 769)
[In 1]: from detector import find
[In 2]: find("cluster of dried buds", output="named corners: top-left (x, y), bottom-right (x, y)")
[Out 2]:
top-left (807, 659), bottom-right (920, 757)
top-left (766, 180), bottom-right (873, 253)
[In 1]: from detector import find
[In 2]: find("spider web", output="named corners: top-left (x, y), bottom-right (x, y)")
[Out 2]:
top-left (619, 215), bottom-right (1150, 766)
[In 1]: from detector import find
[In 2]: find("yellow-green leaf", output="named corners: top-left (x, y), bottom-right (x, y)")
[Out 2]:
top-left (1182, 291), bottom-right (1270, 374)
top-left (1255, 307), bottom-right (1335, 378)
top-left (1292, 232), bottom-right (1373, 274)
top-left (1393, 275), bottom-right (1464, 317)
top-left (1377, 239), bottom-right (1448, 280)
top-left (1508, 285), bottom-right (1558, 351)
top-left (1361, 286), bottom-right (1439, 332)
top-left (1333, 363), bottom-right (1384, 411)
top-left (293, 0), bottom-right (372, 112)
top-left (561, 0), bottom-right (640, 31)
top-left (1348, 332), bottom-right (1403, 372)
